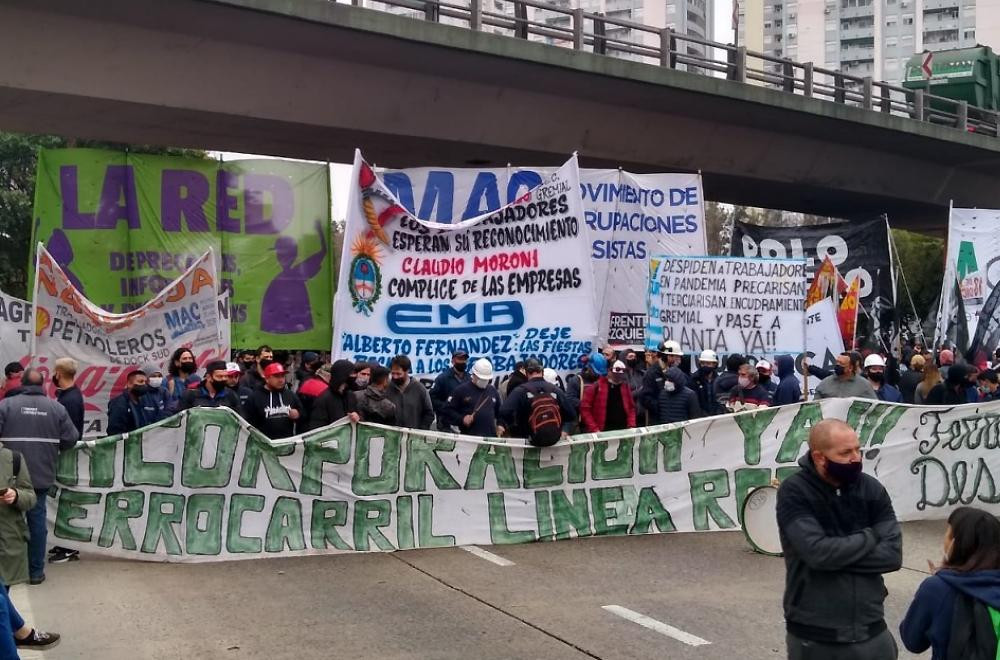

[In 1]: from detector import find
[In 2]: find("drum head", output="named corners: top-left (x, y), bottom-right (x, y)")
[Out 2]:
top-left (741, 485), bottom-right (783, 557)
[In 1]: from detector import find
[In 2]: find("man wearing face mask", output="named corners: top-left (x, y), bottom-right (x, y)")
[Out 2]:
top-left (814, 352), bottom-right (877, 400)
top-left (776, 419), bottom-right (902, 660)
top-left (442, 359), bottom-right (504, 436)
top-left (106, 370), bottom-right (167, 436)
top-left (726, 364), bottom-right (772, 412)
top-left (640, 340), bottom-right (683, 425)
top-left (351, 363), bottom-right (372, 392)
top-left (863, 355), bottom-right (902, 403)
top-left (688, 350), bottom-right (720, 416)
top-left (179, 361), bottom-right (244, 415)
top-left (386, 355), bottom-right (434, 430)
top-left (977, 369), bottom-right (999, 401)
top-left (429, 350), bottom-right (469, 426)
top-left (654, 365), bottom-right (702, 424)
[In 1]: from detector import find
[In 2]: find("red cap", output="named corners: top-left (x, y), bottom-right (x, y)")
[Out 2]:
top-left (263, 363), bottom-right (286, 377)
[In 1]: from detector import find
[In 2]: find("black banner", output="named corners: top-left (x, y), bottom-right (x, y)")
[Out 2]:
top-left (731, 219), bottom-right (896, 347)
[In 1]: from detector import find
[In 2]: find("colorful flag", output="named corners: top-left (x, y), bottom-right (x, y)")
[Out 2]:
top-left (806, 255), bottom-right (839, 307)
top-left (838, 276), bottom-right (861, 349)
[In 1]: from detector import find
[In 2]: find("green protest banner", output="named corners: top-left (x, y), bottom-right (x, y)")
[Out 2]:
top-left (48, 400), bottom-right (1000, 562)
top-left (31, 149), bottom-right (332, 349)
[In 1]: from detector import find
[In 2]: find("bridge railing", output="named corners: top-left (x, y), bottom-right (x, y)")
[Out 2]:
top-left (353, 0), bottom-right (1000, 137)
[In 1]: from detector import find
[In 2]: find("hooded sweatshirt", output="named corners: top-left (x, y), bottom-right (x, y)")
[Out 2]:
top-left (307, 360), bottom-right (356, 430)
top-left (245, 386), bottom-right (303, 440)
top-left (900, 569), bottom-right (1000, 660)
top-left (772, 355), bottom-right (802, 406)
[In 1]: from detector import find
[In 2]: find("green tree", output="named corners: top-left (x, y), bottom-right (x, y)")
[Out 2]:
top-left (890, 228), bottom-right (944, 322)
top-left (0, 132), bottom-right (206, 298)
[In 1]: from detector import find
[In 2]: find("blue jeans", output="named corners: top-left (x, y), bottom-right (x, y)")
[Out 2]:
top-left (26, 489), bottom-right (48, 581)
top-left (0, 583), bottom-right (25, 659)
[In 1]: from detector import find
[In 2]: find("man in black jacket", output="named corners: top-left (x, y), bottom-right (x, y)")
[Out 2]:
top-left (776, 419), bottom-right (902, 660)
top-left (499, 359), bottom-right (575, 446)
top-left (307, 360), bottom-right (359, 430)
top-left (179, 361), bottom-right (243, 416)
top-left (52, 357), bottom-right (84, 439)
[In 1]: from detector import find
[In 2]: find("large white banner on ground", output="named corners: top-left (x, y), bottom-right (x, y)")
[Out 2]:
top-left (937, 207), bottom-right (1000, 345)
top-left (380, 166), bottom-right (706, 350)
top-left (646, 256), bottom-right (807, 357)
top-left (333, 152), bottom-right (597, 375)
top-left (47, 399), bottom-right (1000, 562)
top-left (32, 246), bottom-right (230, 437)
top-left (0, 289), bottom-right (31, 374)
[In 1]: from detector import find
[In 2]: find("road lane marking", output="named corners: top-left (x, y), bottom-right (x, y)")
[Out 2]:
top-left (602, 605), bottom-right (711, 647)
top-left (461, 545), bottom-right (515, 566)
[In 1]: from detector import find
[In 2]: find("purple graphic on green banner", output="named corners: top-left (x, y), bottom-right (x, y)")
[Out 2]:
top-left (30, 149), bottom-right (332, 348)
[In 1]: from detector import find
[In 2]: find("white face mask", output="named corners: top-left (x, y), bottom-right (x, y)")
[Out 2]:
top-left (664, 381), bottom-right (676, 392)
top-left (149, 377), bottom-right (163, 389)
top-left (473, 376), bottom-right (488, 389)
top-left (738, 377), bottom-right (752, 389)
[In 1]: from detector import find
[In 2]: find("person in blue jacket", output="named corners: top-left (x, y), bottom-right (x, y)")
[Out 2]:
top-left (771, 355), bottom-right (802, 406)
top-left (863, 354), bottom-right (903, 403)
top-left (106, 370), bottom-right (166, 436)
top-left (900, 506), bottom-right (1000, 660)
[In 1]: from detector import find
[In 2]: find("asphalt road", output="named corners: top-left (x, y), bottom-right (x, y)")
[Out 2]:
top-left (13, 520), bottom-right (947, 660)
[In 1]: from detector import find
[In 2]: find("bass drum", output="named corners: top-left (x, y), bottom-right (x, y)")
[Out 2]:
top-left (741, 485), bottom-right (783, 557)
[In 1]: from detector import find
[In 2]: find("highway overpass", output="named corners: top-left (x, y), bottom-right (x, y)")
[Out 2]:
top-left (1, 0), bottom-right (999, 230)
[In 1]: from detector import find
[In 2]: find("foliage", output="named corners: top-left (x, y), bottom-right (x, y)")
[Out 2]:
top-left (890, 228), bottom-right (944, 322)
top-left (0, 132), bottom-right (208, 298)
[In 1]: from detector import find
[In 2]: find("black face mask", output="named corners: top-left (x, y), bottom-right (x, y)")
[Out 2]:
top-left (868, 371), bottom-right (884, 383)
top-left (834, 365), bottom-right (846, 377)
top-left (180, 362), bottom-right (197, 375)
top-left (454, 362), bottom-right (468, 373)
top-left (626, 359), bottom-right (638, 368)
top-left (131, 385), bottom-right (149, 396)
top-left (825, 459), bottom-right (863, 484)
top-left (391, 377), bottom-right (407, 387)
top-left (699, 366), bottom-right (715, 375)
top-left (211, 379), bottom-right (228, 390)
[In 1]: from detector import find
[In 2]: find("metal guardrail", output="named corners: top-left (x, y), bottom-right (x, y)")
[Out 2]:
top-left (353, 0), bottom-right (1000, 137)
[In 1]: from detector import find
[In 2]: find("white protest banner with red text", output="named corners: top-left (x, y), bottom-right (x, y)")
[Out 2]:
top-left (334, 151), bottom-right (597, 376)
top-left (32, 246), bottom-right (229, 437)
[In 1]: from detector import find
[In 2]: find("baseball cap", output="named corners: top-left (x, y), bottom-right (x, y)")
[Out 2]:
top-left (263, 363), bottom-right (287, 377)
top-left (756, 359), bottom-right (772, 372)
top-left (225, 362), bottom-right (242, 376)
top-left (452, 349), bottom-right (470, 359)
top-left (611, 360), bottom-right (626, 373)
top-left (302, 351), bottom-right (320, 364)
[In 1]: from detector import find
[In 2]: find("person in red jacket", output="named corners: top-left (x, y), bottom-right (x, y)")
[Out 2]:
top-left (580, 359), bottom-right (637, 432)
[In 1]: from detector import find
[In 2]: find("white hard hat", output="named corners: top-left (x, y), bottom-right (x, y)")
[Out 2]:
top-left (864, 354), bottom-right (886, 369)
top-left (698, 349), bottom-right (718, 364)
top-left (543, 367), bottom-right (559, 385)
top-left (662, 340), bottom-right (683, 357)
top-left (756, 359), bottom-right (772, 372)
top-left (471, 358), bottom-right (494, 380)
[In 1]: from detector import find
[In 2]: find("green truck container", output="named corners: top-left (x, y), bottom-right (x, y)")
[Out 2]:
top-left (903, 46), bottom-right (1000, 112)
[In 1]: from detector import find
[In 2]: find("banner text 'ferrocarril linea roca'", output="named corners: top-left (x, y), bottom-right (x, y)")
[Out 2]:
top-left (48, 399), bottom-right (1000, 562)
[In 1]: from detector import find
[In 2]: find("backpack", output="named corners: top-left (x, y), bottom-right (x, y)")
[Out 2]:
top-left (947, 591), bottom-right (1000, 660)
top-left (526, 385), bottom-right (562, 446)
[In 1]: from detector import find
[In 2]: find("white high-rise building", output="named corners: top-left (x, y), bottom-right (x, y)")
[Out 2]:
top-left (738, 0), bottom-right (1000, 84)
top-left (367, 0), bottom-right (714, 63)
